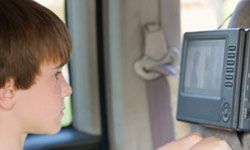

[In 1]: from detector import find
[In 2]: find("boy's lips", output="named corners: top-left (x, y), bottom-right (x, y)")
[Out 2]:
top-left (60, 110), bottom-right (64, 118)
top-left (61, 107), bottom-right (65, 112)
top-left (60, 107), bottom-right (65, 115)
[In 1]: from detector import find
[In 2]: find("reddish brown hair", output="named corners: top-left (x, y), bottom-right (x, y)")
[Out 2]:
top-left (0, 0), bottom-right (72, 89)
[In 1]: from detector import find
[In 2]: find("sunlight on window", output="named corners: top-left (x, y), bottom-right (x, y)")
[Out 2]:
top-left (181, 0), bottom-right (221, 33)
top-left (34, 0), bottom-right (73, 127)
top-left (181, 0), bottom-right (240, 32)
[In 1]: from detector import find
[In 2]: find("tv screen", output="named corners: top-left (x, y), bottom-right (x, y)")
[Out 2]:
top-left (183, 39), bottom-right (226, 97)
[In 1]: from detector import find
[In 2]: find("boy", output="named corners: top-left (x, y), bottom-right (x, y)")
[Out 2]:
top-left (0, 0), bottom-right (72, 149)
top-left (0, 0), bottom-right (231, 150)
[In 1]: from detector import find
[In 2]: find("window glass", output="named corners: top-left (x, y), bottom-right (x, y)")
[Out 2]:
top-left (34, 0), bottom-right (73, 127)
top-left (223, 0), bottom-right (240, 28)
top-left (181, 0), bottom-right (239, 33)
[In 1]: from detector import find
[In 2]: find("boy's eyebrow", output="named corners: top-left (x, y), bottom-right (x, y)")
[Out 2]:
top-left (53, 64), bottom-right (63, 70)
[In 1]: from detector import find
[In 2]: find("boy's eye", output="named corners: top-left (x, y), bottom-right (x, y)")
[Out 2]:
top-left (55, 71), bottom-right (62, 80)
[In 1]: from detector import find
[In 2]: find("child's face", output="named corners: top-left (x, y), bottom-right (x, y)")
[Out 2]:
top-left (14, 63), bottom-right (72, 134)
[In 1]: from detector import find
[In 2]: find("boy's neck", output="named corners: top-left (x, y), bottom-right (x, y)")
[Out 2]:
top-left (0, 124), bottom-right (27, 150)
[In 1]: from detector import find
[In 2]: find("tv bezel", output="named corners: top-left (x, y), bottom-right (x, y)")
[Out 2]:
top-left (177, 28), bottom-right (246, 130)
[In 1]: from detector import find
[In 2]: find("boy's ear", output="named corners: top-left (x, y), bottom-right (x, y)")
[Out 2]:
top-left (0, 79), bottom-right (16, 110)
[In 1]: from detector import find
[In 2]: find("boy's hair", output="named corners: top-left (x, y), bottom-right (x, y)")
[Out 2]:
top-left (0, 0), bottom-right (72, 89)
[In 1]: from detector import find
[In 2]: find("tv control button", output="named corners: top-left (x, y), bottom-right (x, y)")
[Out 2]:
top-left (227, 60), bottom-right (235, 65)
top-left (222, 103), bottom-right (230, 122)
top-left (225, 82), bottom-right (233, 87)
top-left (244, 108), bottom-right (250, 119)
top-left (228, 53), bottom-right (235, 58)
top-left (226, 68), bottom-right (234, 73)
top-left (225, 75), bottom-right (233, 80)
top-left (246, 92), bottom-right (250, 99)
top-left (229, 45), bottom-right (236, 51)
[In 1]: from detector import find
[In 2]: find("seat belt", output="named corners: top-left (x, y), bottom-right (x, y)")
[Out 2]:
top-left (134, 23), bottom-right (179, 149)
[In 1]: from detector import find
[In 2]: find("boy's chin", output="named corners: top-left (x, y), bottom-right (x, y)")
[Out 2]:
top-left (45, 126), bottom-right (62, 135)
top-left (33, 125), bottom-right (62, 135)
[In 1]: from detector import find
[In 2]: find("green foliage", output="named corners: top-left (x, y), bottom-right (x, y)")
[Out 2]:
top-left (61, 96), bottom-right (73, 127)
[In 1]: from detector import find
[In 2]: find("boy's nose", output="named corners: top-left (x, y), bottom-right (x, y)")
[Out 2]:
top-left (62, 82), bottom-right (72, 97)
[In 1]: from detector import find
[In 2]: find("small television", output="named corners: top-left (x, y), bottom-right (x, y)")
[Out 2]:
top-left (177, 28), bottom-right (250, 131)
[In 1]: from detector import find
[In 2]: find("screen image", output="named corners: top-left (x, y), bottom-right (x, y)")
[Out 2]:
top-left (184, 39), bottom-right (225, 97)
